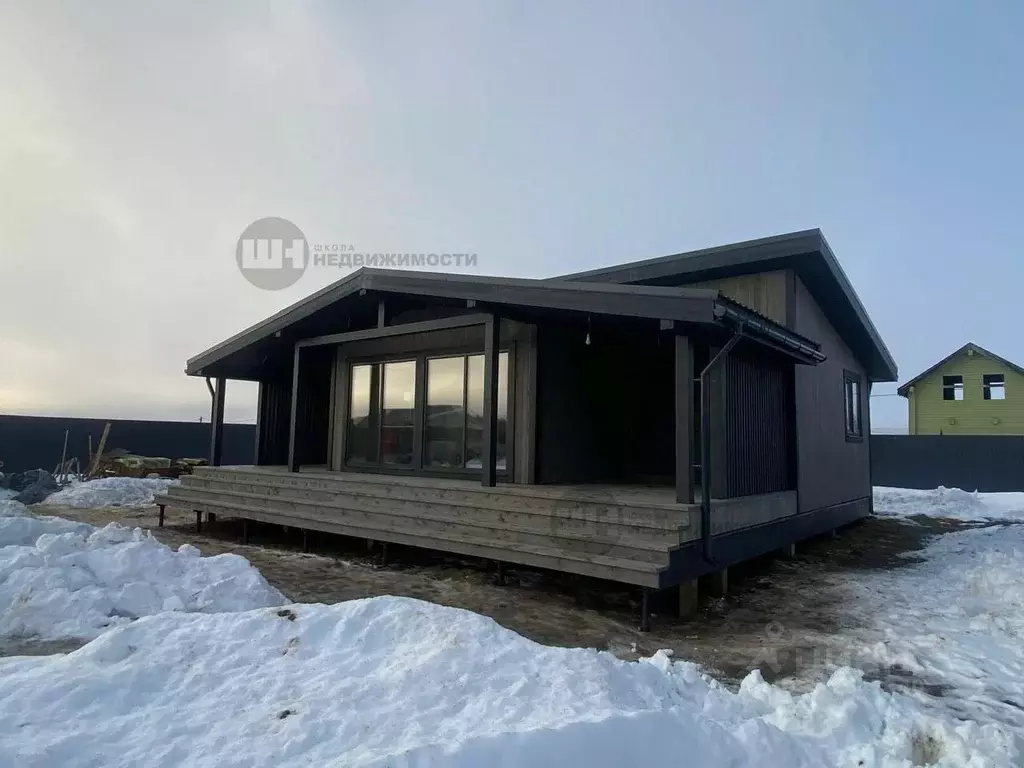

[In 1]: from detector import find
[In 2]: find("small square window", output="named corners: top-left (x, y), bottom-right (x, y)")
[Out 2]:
top-left (983, 374), bottom-right (1006, 401)
top-left (844, 371), bottom-right (862, 441)
top-left (942, 375), bottom-right (964, 401)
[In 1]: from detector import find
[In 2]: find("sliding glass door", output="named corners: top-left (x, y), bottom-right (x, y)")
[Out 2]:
top-left (345, 351), bottom-right (509, 475)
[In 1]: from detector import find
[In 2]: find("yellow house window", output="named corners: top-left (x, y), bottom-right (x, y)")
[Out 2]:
top-left (983, 374), bottom-right (1006, 400)
top-left (942, 375), bottom-right (964, 401)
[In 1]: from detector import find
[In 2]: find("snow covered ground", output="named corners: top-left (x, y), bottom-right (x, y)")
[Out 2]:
top-left (874, 486), bottom-right (1024, 522)
top-left (0, 486), bottom-right (1022, 766)
top-left (41, 476), bottom-right (179, 508)
top-left (0, 499), bottom-right (283, 642)
top-left (845, 523), bottom-right (1024, 730)
top-left (0, 597), bottom-right (1015, 768)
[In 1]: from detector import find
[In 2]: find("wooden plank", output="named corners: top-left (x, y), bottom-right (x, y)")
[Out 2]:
top-left (164, 487), bottom-right (672, 565)
top-left (298, 313), bottom-right (491, 349)
top-left (189, 465), bottom-right (693, 510)
top-left (209, 377), bottom-right (226, 467)
top-left (180, 473), bottom-right (693, 530)
top-left (87, 422), bottom-right (111, 477)
top-left (166, 484), bottom-right (680, 554)
top-left (162, 498), bottom-right (663, 587)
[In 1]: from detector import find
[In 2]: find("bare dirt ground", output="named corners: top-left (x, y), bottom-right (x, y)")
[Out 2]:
top-left (33, 502), bottom-right (968, 691)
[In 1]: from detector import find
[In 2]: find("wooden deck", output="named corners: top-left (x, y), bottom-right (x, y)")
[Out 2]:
top-left (157, 466), bottom-right (796, 589)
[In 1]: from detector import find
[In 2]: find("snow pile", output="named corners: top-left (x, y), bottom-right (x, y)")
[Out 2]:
top-left (847, 522), bottom-right (1024, 731)
top-left (0, 500), bottom-right (284, 641)
top-left (0, 597), bottom-right (1016, 768)
top-left (40, 476), bottom-right (179, 508)
top-left (873, 486), bottom-right (1024, 522)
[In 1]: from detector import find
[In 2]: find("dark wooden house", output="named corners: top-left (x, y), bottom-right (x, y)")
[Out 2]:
top-left (158, 229), bottom-right (896, 624)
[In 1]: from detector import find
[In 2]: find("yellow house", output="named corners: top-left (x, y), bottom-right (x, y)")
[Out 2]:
top-left (898, 343), bottom-right (1024, 435)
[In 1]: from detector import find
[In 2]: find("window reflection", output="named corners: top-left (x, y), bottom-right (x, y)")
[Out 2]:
top-left (425, 356), bottom-right (466, 467)
top-left (465, 352), bottom-right (508, 471)
top-left (345, 351), bottom-right (509, 473)
top-left (346, 364), bottom-right (373, 463)
top-left (381, 361), bottom-right (416, 465)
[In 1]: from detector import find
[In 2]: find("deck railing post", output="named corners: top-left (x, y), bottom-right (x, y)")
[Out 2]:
top-left (481, 314), bottom-right (500, 487)
top-left (208, 377), bottom-right (226, 467)
top-left (674, 335), bottom-right (694, 504)
top-left (287, 346), bottom-right (301, 472)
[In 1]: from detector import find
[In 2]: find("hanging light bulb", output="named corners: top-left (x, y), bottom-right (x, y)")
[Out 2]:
top-left (585, 316), bottom-right (592, 346)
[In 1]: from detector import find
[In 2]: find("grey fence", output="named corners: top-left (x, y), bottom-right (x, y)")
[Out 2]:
top-left (0, 415), bottom-right (257, 474)
top-left (871, 434), bottom-right (1024, 492)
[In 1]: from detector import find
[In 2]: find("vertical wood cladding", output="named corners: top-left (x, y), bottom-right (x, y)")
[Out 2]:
top-left (793, 276), bottom-right (871, 512)
top-left (535, 323), bottom-right (674, 484)
top-left (256, 346), bottom-right (334, 467)
top-left (689, 271), bottom-right (789, 325)
top-left (258, 375), bottom-right (291, 466)
top-left (298, 347), bottom-right (335, 466)
top-left (711, 349), bottom-right (794, 497)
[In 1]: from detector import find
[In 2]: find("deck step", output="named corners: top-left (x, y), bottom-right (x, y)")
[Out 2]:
top-left (182, 471), bottom-right (692, 531)
top-left (162, 486), bottom-right (674, 566)
top-left (175, 479), bottom-right (684, 544)
top-left (157, 493), bottom-right (665, 587)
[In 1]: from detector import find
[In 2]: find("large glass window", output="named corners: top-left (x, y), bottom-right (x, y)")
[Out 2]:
top-left (380, 361), bottom-right (416, 465)
top-left (425, 356), bottom-right (466, 467)
top-left (465, 352), bottom-right (509, 471)
top-left (345, 350), bottom-right (509, 474)
top-left (346, 364), bottom-right (374, 463)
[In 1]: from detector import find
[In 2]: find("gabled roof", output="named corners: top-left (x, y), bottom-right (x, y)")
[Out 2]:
top-left (897, 343), bottom-right (1024, 397)
top-left (187, 267), bottom-right (824, 377)
top-left (557, 229), bottom-right (898, 382)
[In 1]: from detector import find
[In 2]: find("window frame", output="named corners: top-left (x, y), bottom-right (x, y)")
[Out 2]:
top-left (983, 373), bottom-right (1006, 401)
top-left (843, 370), bottom-right (863, 442)
top-left (942, 374), bottom-right (964, 402)
top-left (340, 343), bottom-right (515, 479)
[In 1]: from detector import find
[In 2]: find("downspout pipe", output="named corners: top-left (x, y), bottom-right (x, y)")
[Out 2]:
top-left (700, 325), bottom-right (743, 564)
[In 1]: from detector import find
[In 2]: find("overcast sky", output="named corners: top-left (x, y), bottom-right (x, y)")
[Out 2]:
top-left (2, 1), bottom-right (1021, 428)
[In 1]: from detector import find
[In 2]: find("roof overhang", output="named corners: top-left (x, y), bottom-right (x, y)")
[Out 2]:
top-left (186, 268), bottom-right (824, 377)
top-left (557, 229), bottom-right (897, 382)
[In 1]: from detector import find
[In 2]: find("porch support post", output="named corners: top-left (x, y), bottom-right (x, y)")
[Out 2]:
top-left (674, 335), bottom-right (694, 504)
top-left (481, 314), bottom-right (500, 487)
top-left (208, 377), bottom-right (226, 467)
top-left (287, 346), bottom-right (301, 472)
top-left (253, 381), bottom-right (265, 465)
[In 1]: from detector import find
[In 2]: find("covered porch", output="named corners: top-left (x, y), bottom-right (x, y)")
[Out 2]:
top-left (177, 268), bottom-right (824, 597)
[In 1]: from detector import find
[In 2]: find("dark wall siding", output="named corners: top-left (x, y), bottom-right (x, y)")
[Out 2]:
top-left (535, 324), bottom-right (674, 484)
top-left (535, 325), bottom-right (621, 483)
top-left (298, 347), bottom-right (335, 465)
top-left (712, 349), bottom-right (793, 497)
top-left (792, 277), bottom-right (871, 512)
top-left (0, 414), bottom-right (256, 474)
top-left (871, 434), bottom-right (1024, 492)
top-left (258, 377), bottom-right (292, 466)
